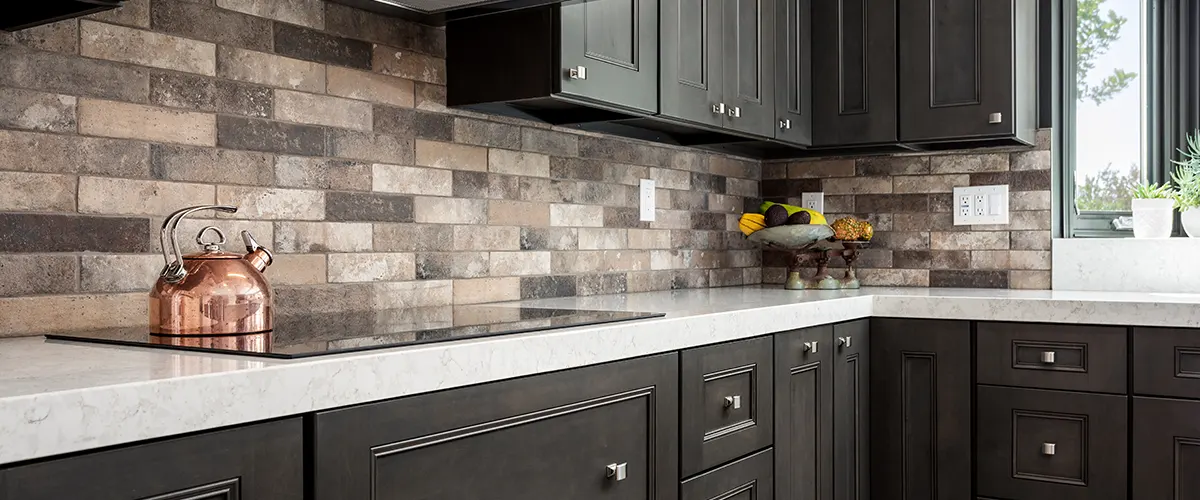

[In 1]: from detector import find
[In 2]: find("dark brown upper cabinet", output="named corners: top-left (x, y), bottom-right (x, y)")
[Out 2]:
top-left (446, 0), bottom-right (658, 123)
top-left (810, 0), bottom-right (897, 147)
top-left (897, 0), bottom-right (1038, 146)
top-left (774, 0), bottom-right (813, 145)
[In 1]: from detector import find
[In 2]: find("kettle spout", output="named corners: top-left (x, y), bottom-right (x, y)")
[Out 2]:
top-left (241, 231), bottom-right (273, 272)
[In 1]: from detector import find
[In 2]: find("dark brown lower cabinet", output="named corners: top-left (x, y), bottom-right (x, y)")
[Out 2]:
top-left (312, 353), bottom-right (680, 500)
top-left (1133, 396), bottom-right (1200, 499)
top-left (833, 320), bottom-right (868, 500)
top-left (0, 418), bottom-right (303, 500)
top-left (681, 448), bottom-right (774, 500)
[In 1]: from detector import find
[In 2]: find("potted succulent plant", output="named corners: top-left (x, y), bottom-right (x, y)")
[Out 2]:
top-left (1130, 182), bottom-right (1176, 238)
top-left (1172, 130), bottom-right (1200, 237)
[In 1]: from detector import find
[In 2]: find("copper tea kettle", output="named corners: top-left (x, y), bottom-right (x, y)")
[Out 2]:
top-left (149, 205), bottom-right (275, 336)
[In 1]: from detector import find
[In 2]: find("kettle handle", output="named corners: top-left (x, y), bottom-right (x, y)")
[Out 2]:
top-left (159, 205), bottom-right (238, 283)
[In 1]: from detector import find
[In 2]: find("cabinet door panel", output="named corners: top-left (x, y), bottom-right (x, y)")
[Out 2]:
top-left (724, 0), bottom-right (775, 137)
top-left (775, 325), bottom-right (834, 500)
top-left (681, 337), bottom-right (773, 477)
top-left (811, 0), bottom-right (897, 145)
top-left (834, 320), bottom-right (868, 500)
top-left (1133, 397), bottom-right (1200, 499)
top-left (774, 0), bottom-right (812, 145)
top-left (561, 0), bottom-right (658, 113)
top-left (662, 0), bottom-right (723, 127)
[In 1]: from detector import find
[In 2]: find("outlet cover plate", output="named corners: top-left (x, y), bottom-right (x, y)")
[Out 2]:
top-left (801, 192), bottom-right (824, 214)
top-left (639, 179), bottom-right (655, 221)
top-left (953, 185), bottom-right (1009, 225)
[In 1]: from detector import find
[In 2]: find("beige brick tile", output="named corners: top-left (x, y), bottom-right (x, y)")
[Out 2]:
top-left (1011, 191), bottom-right (1051, 211)
top-left (275, 156), bottom-right (372, 191)
top-left (1009, 250), bottom-right (1051, 270)
top-left (415, 139), bottom-right (487, 171)
top-left (326, 66), bottom-right (414, 108)
top-left (153, 145), bottom-right (274, 186)
top-left (0, 255), bottom-right (77, 296)
top-left (80, 254), bottom-right (159, 292)
top-left (489, 200), bottom-right (549, 226)
top-left (273, 90), bottom-right (372, 131)
top-left (1010, 270), bottom-right (1052, 289)
top-left (453, 226), bottom-right (520, 251)
top-left (970, 250), bottom-right (1011, 270)
top-left (327, 130), bottom-right (413, 164)
top-left (550, 204), bottom-right (604, 227)
top-left (489, 251), bottom-right (551, 276)
top-left (216, 0), bottom-right (325, 29)
top-left (489, 149), bottom-right (550, 177)
top-left (708, 194), bottom-right (742, 212)
top-left (416, 252), bottom-right (489, 279)
top-left (265, 254), bottom-right (326, 285)
top-left (1011, 150), bottom-right (1051, 171)
top-left (372, 45), bottom-right (445, 84)
top-left (453, 277), bottom-right (520, 304)
top-left (372, 164), bottom-right (453, 196)
top-left (0, 88), bottom-right (76, 133)
top-left (650, 209), bottom-right (691, 230)
top-left (414, 197), bottom-right (487, 224)
top-left (726, 178), bottom-right (759, 197)
top-left (787, 159), bottom-right (855, 178)
top-left (81, 20), bottom-right (215, 75)
top-left (79, 176), bottom-right (213, 215)
top-left (858, 268), bottom-right (930, 287)
top-left (894, 174), bottom-right (969, 193)
top-left (628, 229), bottom-right (672, 249)
top-left (275, 222), bottom-right (372, 253)
top-left (823, 176), bottom-right (893, 194)
top-left (373, 280), bottom-right (453, 308)
top-left (328, 253), bottom-right (415, 282)
top-left (0, 172), bottom-right (75, 211)
top-left (552, 251), bottom-right (649, 273)
top-left (578, 228), bottom-right (628, 250)
top-left (0, 293), bottom-right (145, 337)
top-left (650, 167), bottom-right (691, 190)
top-left (1011, 230), bottom-right (1051, 250)
top-left (79, 99), bottom-right (215, 146)
top-left (931, 231), bottom-right (1010, 250)
top-left (88, 0), bottom-right (149, 28)
top-left (217, 186), bottom-right (324, 220)
top-left (972, 210), bottom-right (1051, 231)
top-left (217, 46), bottom-right (325, 92)
top-left (929, 153), bottom-right (1008, 173)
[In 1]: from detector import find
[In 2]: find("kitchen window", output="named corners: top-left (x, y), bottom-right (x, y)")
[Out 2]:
top-left (1058, 0), bottom-right (1200, 237)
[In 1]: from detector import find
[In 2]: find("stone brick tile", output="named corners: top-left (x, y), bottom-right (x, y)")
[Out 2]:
top-left (1011, 191), bottom-right (1051, 211)
top-left (264, 254), bottom-right (327, 286)
top-left (967, 171), bottom-right (1010, 186)
top-left (726, 178), bottom-right (759, 197)
top-left (822, 176), bottom-right (893, 195)
top-left (548, 157), bottom-right (604, 182)
top-left (0, 214), bottom-right (150, 253)
top-left (853, 194), bottom-right (930, 214)
top-left (373, 223), bottom-right (453, 252)
top-left (275, 156), bottom-right (371, 191)
top-left (710, 156), bottom-right (759, 179)
top-left (668, 190), bottom-right (707, 211)
top-left (552, 251), bottom-right (649, 273)
top-left (274, 23), bottom-right (370, 69)
top-left (691, 172), bottom-right (728, 194)
top-left (857, 156), bottom-right (929, 175)
top-left (763, 179), bottom-right (818, 198)
top-left (416, 252), bottom-right (489, 279)
top-left (577, 273), bottom-right (628, 296)
top-left (0, 20), bottom-right (79, 54)
top-left (671, 151), bottom-right (708, 173)
top-left (275, 221), bottom-right (372, 253)
top-left (274, 283), bottom-right (374, 315)
top-left (929, 270), bottom-right (1008, 289)
top-left (520, 228), bottom-right (578, 251)
top-left (604, 162), bottom-right (650, 186)
top-left (413, 197), bottom-right (487, 224)
top-left (150, 0), bottom-right (271, 51)
top-left (973, 211), bottom-right (1051, 231)
top-left (603, 206), bottom-right (649, 229)
top-left (217, 46), bottom-right (325, 93)
top-left (326, 130), bottom-right (413, 164)
top-left (0, 88), bottom-right (75, 133)
top-left (274, 90), bottom-right (372, 131)
top-left (372, 44), bottom-right (445, 84)
top-left (489, 251), bottom-right (551, 276)
top-left (650, 167), bottom-right (691, 190)
top-left (324, 3), bottom-right (445, 57)
top-left (150, 72), bottom-right (272, 118)
top-left (217, 186), bottom-right (324, 220)
top-left (970, 250), bottom-right (1011, 270)
top-left (930, 231), bottom-right (1009, 250)
top-left (743, 267), bottom-right (763, 285)
top-left (762, 162), bottom-right (787, 180)
top-left (577, 181), bottom-right (634, 207)
top-left (930, 193), bottom-right (954, 212)
top-left (327, 66), bottom-right (414, 108)
top-left (891, 212), bottom-right (956, 232)
top-left (1011, 231), bottom-right (1051, 250)
top-left (578, 228), bottom-right (627, 250)
top-left (671, 230), bottom-right (724, 250)
top-left (578, 136), bottom-right (672, 167)
top-left (80, 254), bottom-right (159, 292)
top-left (0, 255), bottom-right (77, 297)
top-left (893, 174), bottom-right (969, 193)
top-left (929, 153), bottom-right (1008, 173)
top-left (0, 172), bottom-right (75, 211)
top-left (87, 0), bottom-right (148, 26)
top-left (1009, 250), bottom-right (1051, 270)
top-left (326, 192), bottom-right (414, 222)
top-left (453, 277), bottom-right (519, 304)
top-left (872, 231), bottom-right (931, 250)
top-left (787, 159), bottom-right (855, 178)
top-left (374, 106), bottom-right (453, 141)
top-left (1010, 150), bottom-right (1051, 171)
top-left (858, 268), bottom-right (930, 287)
top-left (373, 164), bottom-right (453, 196)
top-left (489, 200), bottom-right (549, 226)
top-left (79, 99), bottom-right (216, 147)
top-left (151, 145), bottom-right (273, 186)
top-left (216, 0), bottom-right (325, 29)
top-left (1010, 270), bottom-right (1052, 290)
top-left (651, 209), bottom-right (692, 230)
top-left (0, 44), bottom-right (149, 103)
top-left (520, 275), bottom-right (576, 300)
top-left (1012, 170), bottom-right (1052, 192)
top-left (373, 280), bottom-right (454, 309)
top-left (672, 269), bottom-right (710, 289)
top-left (415, 82), bottom-right (447, 111)
top-left (522, 128), bottom-right (579, 156)
top-left (627, 229), bottom-right (671, 249)
top-left (81, 20), bottom-right (215, 75)
top-left (0, 293), bottom-right (144, 337)
top-left (550, 204), bottom-right (604, 227)
top-left (328, 253), bottom-right (415, 282)
top-left (487, 149), bottom-right (549, 177)
top-left (708, 194), bottom-right (743, 213)
top-left (691, 212), bottom-right (726, 231)
top-left (454, 226), bottom-right (520, 251)
top-left (453, 118), bottom-right (521, 149)
top-left (452, 171), bottom-right (519, 200)
top-left (761, 267), bottom-right (787, 285)
top-left (416, 139), bottom-right (487, 171)
top-left (79, 176), bottom-right (214, 216)
top-left (625, 270), bottom-right (674, 293)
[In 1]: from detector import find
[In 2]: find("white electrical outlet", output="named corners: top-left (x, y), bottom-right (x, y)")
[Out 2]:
top-left (801, 192), bottom-right (824, 213)
top-left (953, 185), bottom-right (1009, 225)
top-left (639, 179), bottom-right (656, 222)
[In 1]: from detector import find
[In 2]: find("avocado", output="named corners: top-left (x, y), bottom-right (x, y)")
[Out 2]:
top-left (764, 204), bottom-right (789, 227)
top-left (787, 211), bottom-right (812, 225)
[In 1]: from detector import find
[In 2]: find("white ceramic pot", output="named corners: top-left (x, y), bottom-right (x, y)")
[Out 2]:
top-left (1132, 198), bottom-right (1175, 238)
top-left (1182, 207), bottom-right (1200, 237)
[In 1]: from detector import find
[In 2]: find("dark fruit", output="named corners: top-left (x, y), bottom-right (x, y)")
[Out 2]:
top-left (787, 211), bottom-right (812, 225)
top-left (764, 204), bottom-right (789, 227)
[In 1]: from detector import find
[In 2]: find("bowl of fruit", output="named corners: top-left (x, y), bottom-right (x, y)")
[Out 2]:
top-left (738, 203), bottom-right (874, 290)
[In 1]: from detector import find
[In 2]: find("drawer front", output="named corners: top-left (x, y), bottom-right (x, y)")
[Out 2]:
top-left (681, 448), bottom-right (773, 500)
top-left (681, 336), bottom-right (774, 477)
top-left (1133, 327), bottom-right (1200, 398)
top-left (978, 386), bottom-right (1128, 500)
top-left (977, 322), bottom-right (1127, 394)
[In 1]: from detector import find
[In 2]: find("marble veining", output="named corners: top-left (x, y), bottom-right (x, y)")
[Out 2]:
top-left (3, 286), bottom-right (1200, 465)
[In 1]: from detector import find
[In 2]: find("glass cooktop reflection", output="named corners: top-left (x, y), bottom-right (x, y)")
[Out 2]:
top-left (45, 307), bottom-right (664, 359)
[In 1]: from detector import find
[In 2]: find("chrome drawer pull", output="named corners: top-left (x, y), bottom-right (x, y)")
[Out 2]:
top-left (803, 341), bottom-right (818, 354)
top-left (1041, 351), bottom-right (1056, 364)
top-left (606, 462), bottom-right (628, 481)
top-left (723, 395), bottom-right (742, 410)
top-left (1041, 442), bottom-right (1056, 456)
top-left (568, 66), bottom-right (587, 80)
top-left (712, 103), bottom-right (726, 114)
top-left (838, 336), bottom-right (852, 348)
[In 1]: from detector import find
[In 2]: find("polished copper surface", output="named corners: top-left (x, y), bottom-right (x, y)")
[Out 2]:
top-left (149, 250), bottom-right (274, 335)
top-left (150, 332), bottom-right (271, 353)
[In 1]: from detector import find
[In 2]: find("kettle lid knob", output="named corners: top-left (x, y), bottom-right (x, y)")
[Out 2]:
top-left (196, 226), bottom-right (227, 252)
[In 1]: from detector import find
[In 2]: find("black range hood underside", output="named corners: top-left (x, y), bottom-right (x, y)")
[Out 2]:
top-left (328, 0), bottom-right (565, 25)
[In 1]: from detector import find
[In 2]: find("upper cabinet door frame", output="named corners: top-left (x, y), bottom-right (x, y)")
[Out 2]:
top-left (560, 0), bottom-right (659, 113)
top-left (723, 0), bottom-right (776, 137)
top-left (811, 0), bottom-right (897, 146)
top-left (774, 0), bottom-right (813, 145)
top-left (661, 0), bottom-right (725, 127)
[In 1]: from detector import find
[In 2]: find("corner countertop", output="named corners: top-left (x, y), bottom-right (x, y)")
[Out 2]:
top-left (3, 286), bottom-right (1199, 466)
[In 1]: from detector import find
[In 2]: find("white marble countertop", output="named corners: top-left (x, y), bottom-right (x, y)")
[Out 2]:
top-left (3, 286), bottom-right (1199, 465)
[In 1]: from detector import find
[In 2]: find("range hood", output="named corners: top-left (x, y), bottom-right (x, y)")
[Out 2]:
top-left (328, 0), bottom-right (564, 24)
top-left (2, 0), bottom-right (124, 32)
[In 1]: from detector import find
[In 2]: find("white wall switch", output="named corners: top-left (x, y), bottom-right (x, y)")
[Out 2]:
top-left (801, 192), bottom-right (824, 213)
top-left (953, 185), bottom-right (1009, 225)
top-left (639, 179), bottom-right (656, 222)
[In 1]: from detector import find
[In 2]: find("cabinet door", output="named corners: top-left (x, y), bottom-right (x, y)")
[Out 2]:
top-left (897, 0), bottom-right (1016, 142)
top-left (1133, 397), bottom-right (1200, 499)
top-left (1133, 327), bottom-right (1200, 399)
top-left (661, 0), bottom-right (724, 127)
top-left (775, 325), bottom-right (834, 500)
top-left (314, 354), bottom-right (679, 500)
top-left (681, 337), bottom-right (773, 477)
top-left (834, 320), bottom-right (868, 500)
top-left (0, 419), bottom-right (303, 500)
top-left (811, 0), bottom-right (897, 146)
top-left (723, 0), bottom-right (776, 137)
top-left (682, 449), bottom-right (774, 500)
top-left (560, 0), bottom-right (658, 113)
top-left (870, 318), bottom-right (972, 500)
top-left (773, 0), bottom-right (811, 145)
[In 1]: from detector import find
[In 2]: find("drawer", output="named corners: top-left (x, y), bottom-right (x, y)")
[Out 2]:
top-left (681, 448), bottom-right (773, 500)
top-left (1133, 327), bottom-right (1200, 398)
top-left (681, 336), bottom-right (773, 477)
top-left (977, 322), bottom-right (1127, 394)
top-left (978, 386), bottom-right (1128, 500)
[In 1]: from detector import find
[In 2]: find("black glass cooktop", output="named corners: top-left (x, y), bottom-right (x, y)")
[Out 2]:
top-left (45, 307), bottom-right (664, 359)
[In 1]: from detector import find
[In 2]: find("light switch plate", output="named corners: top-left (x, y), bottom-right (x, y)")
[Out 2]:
top-left (639, 179), bottom-right (655, 221)
top-left (953, 185), bottom-right (1009, 225)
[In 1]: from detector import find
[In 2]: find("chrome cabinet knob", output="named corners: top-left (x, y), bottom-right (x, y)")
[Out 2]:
top-left (838, 336), bottom-right (852, 348)
top-left (803, 341), bottom-right (818, 354)
top-left (606, 462), bottom-right (628, 481)
top-left (723, 395), bottom-right (742, 410)
top-left (712, 103), bottom-right (726, 114)
top-left (1041, 351), bottom-right (1056, 364)
top-left (1041, 442), bottom-right (1056, 456)
top-left (989, 112), bottom-right (1003, 124)
top-left (779, 119), bottom-right (792, 130)
top-left (568, 66), bottom-right (587, 80)
top-left (727, 106), bottom-right (741, 118)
